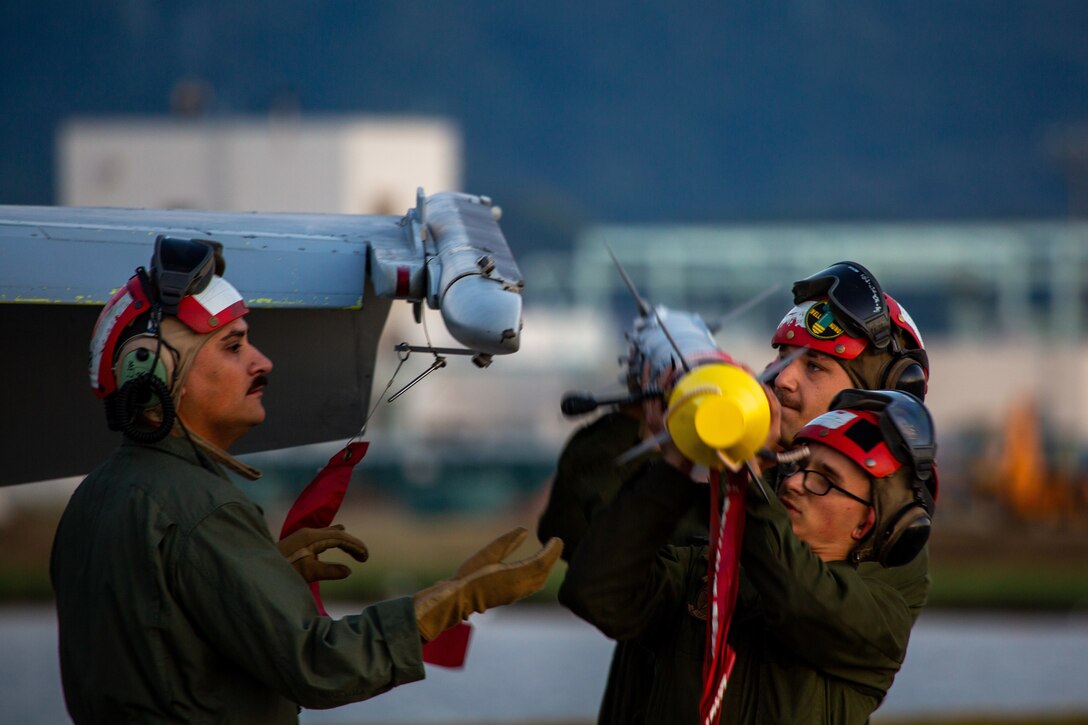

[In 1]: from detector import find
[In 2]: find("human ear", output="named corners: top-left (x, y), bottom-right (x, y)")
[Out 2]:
top-left (853, 507), bottom-right (876, 541)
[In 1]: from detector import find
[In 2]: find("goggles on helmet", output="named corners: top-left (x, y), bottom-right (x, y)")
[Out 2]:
top-left (772, 262), bottom-right (925, 363)
top-left (151, 236), bottom-right (219, 315)
top-left (791, 261), bottom-right (891, 350)
top-left (795, 389), bottom-right (937, 501)
top-left (829, 389), bottom-right (936, 498)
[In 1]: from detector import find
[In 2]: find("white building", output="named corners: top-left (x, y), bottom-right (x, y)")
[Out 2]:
top-left (58, 115), bottom-right (461, 215)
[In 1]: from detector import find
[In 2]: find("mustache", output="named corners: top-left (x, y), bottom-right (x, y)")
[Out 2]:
top-left (775, 389), bottom-right (799, 410)
top-left (248, 375), bottom-right (269, 393)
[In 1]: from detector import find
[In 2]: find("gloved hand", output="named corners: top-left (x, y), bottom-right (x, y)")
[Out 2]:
top-left (276, 524), bottom-right (369, 583)
top-left (413, 527), bottom-right (563, 642)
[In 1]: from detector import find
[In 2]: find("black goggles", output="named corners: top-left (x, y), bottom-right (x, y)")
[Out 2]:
top-left (791, 261), bottom-right (891, 350)
top-left (150, 236), bottom-right (221, 315)
top-left (830, 388), bottom-right (936, 488)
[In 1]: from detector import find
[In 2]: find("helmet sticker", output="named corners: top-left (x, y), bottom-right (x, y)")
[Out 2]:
top-left (803, 300), bottom-right (845, 340)
top-left (806, 409), bottom-right (857, 430)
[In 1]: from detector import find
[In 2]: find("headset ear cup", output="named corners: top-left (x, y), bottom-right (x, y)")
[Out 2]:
top-left (879, 505), bottom-right (932, 567)
top-left (111, 335), bottom-right (177, 442)
top-left (880, 354), bottom-right (928, 401)
top-left (114, 336), bottom-right (174, 396)
top-left (116, 374), bottom-right (176, 443)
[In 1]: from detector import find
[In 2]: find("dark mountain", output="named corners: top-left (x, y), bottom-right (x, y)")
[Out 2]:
top-left (2, 1), bottom-right (1087, 252)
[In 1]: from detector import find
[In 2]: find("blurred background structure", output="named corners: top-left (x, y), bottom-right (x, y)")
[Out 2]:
top-left (3, 2), bottom-right (1088, 723)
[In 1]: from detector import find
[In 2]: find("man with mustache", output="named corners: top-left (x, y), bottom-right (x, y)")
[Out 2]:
top-left (51, 238), bottom-right (561, 724)
top-left (539, 261), bottom-right (931, 723)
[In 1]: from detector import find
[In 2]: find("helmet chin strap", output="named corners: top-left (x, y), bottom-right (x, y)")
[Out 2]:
top-left (174, 418), bottom-right (262, 481)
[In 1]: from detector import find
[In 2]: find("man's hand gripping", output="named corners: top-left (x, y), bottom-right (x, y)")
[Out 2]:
top-left (276, 524), bottom-right (369, 583)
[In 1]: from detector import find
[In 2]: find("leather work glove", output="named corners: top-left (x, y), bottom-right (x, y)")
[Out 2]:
top-left (276, 524), bottom-right (369, 583)
top-left (413, 527), bottom-right (563, 642)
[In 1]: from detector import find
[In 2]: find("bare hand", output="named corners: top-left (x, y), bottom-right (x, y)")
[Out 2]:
top-left (640, 361), bottom-right (693, 474)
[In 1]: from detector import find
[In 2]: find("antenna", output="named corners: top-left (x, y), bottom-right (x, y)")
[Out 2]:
top-left (605, 242), bottom-right (692, 373)
top-left (757, 346), bottom-right (807, 384)
top-left (708, 284), bottom-right (782, 333)
top-left (605, 242), bottom-right (651, 318)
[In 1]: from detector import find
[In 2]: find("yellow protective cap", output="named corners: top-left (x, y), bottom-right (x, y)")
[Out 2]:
top-left (666, 362), bottom-right (771, 470)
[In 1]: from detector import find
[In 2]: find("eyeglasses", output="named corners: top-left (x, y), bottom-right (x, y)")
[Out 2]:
top-left (791, 261), bottom-right (891, 350)
top-left (795, 468), bottom-right (873, 507)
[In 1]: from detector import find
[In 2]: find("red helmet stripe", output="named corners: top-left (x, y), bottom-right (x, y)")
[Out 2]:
top-left (794, 409), bottom-right (903, 478)
top-left (175, 277), bottom-right (248, 333)
top-left (88, 277), bottom-right (151, 397)
top-left (771, 301), bottom-right (868, 359)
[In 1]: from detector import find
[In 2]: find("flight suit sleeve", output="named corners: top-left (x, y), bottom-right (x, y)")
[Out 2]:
top-left (559, 460), bottom-right (700, 641)
top-left (537, 412), bottom-right (644, 560)
top-left (170, 500), bottom-right (425, 709)
top-left (740, 488), bottom-right (919, 680)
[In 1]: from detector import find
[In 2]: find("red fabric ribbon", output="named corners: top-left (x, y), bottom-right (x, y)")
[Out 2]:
top-left (699, 469), bottom-right (747, 724)
top-left (278, 442), bottom-right (471, 668)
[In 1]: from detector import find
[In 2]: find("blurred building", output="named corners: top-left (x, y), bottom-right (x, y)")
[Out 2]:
top-left (530, 222), bottom-right (1088, 447)
top-left (58, 115), bottom-right (461, 214)
top-left (511, 222), bottom-right (1088, 520)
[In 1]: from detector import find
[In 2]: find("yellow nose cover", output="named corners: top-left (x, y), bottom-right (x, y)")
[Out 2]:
top-left (666, 363), bottom-right (771, 470)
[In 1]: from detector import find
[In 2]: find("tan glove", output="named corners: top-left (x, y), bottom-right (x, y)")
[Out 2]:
top-left (413, 527), bottom-right (563, 642)
top-left (276, 524), bottom-right (369, 583)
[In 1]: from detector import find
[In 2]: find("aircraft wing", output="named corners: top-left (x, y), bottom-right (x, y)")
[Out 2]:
top-left (0, 191), bottom-right (523, 486)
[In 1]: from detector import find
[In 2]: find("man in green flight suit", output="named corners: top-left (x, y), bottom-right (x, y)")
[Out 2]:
top-left (539, 261), bottom-right (933, 723)
top-left (51, 237), bottom-right (561, 724)
top-left (561, 387), bottom-right (937, 723)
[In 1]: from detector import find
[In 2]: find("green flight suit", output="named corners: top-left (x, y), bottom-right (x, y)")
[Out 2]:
top-left (538, 412), bottom-right (711, 722)
top-left (560, 460), bottom-right (929, 725)
top-left (50, 435), bottom-right (425, 724)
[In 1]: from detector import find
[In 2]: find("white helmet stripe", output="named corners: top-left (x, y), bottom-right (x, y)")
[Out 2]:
top-left (896, 303), bottom-right (924, 348)
top-left (192, 277), bottom-right (243, 316)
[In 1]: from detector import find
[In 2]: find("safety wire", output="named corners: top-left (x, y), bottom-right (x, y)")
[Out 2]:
top-left (345, 307), bottom-right (447, 450)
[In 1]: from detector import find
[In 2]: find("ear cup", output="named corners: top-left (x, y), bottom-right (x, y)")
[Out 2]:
top-left (876, 502), bottom-right (932, 567)
top-left (109, 335), bottom-right (177, 443)
top-left (851, 463), bottom-right (936, 567)
top-left (114, 336), bottom-right (174, 396)
top-left (879, 351), bottom-right (928, 401)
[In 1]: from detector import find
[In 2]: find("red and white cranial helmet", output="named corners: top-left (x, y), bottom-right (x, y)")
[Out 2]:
top-left (771, 292), bottom-right (923, 361)
top-left (770, 261), bottom-right (929, 399)
top-left (792, 388), bottom-right (938, 567)
top-left (89, 239), bottom-right (248, 398)
top-left (794, 408), bottom-right (903, 478)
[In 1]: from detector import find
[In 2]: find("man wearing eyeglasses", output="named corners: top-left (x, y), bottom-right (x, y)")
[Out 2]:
top-left (540, 261), bottom-right (934, 723)
top-left (561, 388), bottom-right (937, 724)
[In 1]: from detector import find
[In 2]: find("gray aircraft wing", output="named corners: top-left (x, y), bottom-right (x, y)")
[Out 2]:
top-left (0, 190), bottom-right (523, 486)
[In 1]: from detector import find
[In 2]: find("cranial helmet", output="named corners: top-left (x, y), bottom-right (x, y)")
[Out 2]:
top-left (771, 261), bottom-right (929, 400)
top-left (793, 388), bottom-right (938, 567)
top-left (89, 236), bottom-right (248, 442)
